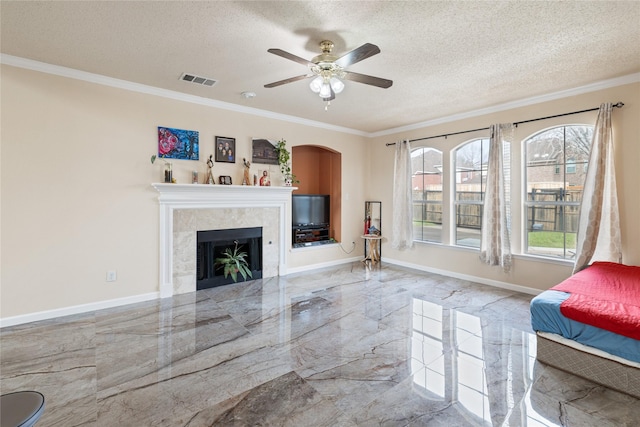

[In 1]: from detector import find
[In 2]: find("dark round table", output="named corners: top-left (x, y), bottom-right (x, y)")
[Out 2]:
top-left (0, 391), bottom-right (45, 427)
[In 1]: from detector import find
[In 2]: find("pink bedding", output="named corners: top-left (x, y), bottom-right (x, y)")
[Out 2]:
top-left (551, 262), bottom-right (640, 340)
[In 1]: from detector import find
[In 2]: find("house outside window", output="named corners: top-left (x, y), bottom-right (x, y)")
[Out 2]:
top-left (411, 147), bottom-right (443, 243)
top-left (524, 125), bottom-right (593, 259)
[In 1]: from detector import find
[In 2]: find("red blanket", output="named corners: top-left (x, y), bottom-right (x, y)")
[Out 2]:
top-left (551, 262), bottom-right (640, 341)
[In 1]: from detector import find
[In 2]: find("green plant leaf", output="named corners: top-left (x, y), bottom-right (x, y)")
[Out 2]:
top-left (214, 242), bottom-right (251, 283)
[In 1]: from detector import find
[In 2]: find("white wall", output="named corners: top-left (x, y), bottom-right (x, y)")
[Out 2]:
top-left (0, 64), bottom-right (366, 320)
top-left (367, 82), bottom-right (640, 292)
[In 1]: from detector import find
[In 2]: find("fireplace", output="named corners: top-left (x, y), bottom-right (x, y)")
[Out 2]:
top-left (197, 227), bottom-right (263, 290)
top-left (152, 184), bottom-right (294, 297)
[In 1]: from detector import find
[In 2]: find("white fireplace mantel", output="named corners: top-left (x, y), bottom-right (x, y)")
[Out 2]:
top-left (151, 183), bottom-right (296, 297)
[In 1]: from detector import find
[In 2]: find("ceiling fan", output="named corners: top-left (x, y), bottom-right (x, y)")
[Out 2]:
top-left (264, 40), bottom-right (393, 108)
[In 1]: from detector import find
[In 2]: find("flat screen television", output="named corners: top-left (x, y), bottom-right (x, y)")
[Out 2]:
top-left (292, 194), bottom-right (330, 227)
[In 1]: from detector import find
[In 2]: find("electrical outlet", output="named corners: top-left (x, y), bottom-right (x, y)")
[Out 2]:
top-left (106, 270), bottom-right (117, 282)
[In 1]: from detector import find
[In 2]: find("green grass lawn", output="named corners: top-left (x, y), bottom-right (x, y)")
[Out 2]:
top-left (528, 231), bottom-right (576, 248)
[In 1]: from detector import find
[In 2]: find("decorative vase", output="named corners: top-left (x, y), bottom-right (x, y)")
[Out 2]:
top-left (164, 162), bottom-right (173, 183)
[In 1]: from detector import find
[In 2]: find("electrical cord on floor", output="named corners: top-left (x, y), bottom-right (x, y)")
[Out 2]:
top-left (338, 241), bottom-right (357, 254)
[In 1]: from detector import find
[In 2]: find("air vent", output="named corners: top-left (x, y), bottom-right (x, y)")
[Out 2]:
top-left (180, 73), bottom-right (218, 87)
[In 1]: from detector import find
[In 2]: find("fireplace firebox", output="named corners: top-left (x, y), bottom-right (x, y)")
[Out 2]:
top-left (196, 227), bottom-right (263, 290)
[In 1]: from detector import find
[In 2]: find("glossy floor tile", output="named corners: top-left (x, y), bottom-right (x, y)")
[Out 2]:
top-left (2, 263), bottom-right (639, 426)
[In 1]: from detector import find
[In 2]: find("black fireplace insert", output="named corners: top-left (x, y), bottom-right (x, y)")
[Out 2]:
top-left (196, 227), bottom-right (263, 290)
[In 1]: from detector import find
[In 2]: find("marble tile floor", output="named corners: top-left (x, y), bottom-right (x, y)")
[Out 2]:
top-left (2, 263), bottom-right (639, 426)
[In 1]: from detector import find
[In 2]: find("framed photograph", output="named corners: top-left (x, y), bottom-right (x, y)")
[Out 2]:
top-left (215, 136), bottom-right (236, 163)
top-left (219, 175), bottom-right (232, 185)
top-left (252, 138), bottom-right (278, 165)
top-left (158, 126), bottom-right (199, 160)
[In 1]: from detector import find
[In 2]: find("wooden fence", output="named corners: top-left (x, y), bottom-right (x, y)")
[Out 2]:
top-left (527, 188), bottom-right (581, 232)
top-left (413, 189), bottom-right (582, 232)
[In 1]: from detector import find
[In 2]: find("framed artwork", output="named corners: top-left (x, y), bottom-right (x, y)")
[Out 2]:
top-left (258, 170), bottom-right (271, 186)
top-left (158, 126), bottom-right (199, 160)
top-left (215, 136), bottom-right (236, 163)
top-left (252, 138), bottom-right (278, 165)
top-left (219, 175), bottom-right (232, 185)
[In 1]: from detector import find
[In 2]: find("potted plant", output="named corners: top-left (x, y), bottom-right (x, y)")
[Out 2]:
top-left (274, 139), bottom-right (298, 186)
top-left (215, 241), bottom-right (252, 283)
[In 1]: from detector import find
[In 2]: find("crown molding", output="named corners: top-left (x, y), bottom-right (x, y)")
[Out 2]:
top-left (0, 54), bottom-right (368, 137)
top-left (369, 73), bottom-right (640, 138)
top-left (2, 54), bottom-right (637, 139)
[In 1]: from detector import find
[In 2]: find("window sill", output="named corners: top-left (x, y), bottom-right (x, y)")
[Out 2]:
top-left (512, 253), bottom-right (575, 267)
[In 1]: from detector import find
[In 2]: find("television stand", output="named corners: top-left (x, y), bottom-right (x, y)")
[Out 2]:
top-left (293, 225), bottom-right (330, 247)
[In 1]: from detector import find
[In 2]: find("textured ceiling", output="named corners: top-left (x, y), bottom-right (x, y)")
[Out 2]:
top-left (1, 1), bottom-right (639, 134)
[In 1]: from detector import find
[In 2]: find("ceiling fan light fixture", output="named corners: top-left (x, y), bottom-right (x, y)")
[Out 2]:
top-left (330, 77), bottom-right (344, 94)
top-left (309, 76), bottom-right (323, 93)
top-left (319, 82), bottom-right (332, 98)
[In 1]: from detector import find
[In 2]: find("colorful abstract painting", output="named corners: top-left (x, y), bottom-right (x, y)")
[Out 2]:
top-left (158, 126), bottom-right (199, 160)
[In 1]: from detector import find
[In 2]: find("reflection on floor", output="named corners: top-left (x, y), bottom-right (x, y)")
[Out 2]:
top-left (2, 263), bottom-right (639, 426)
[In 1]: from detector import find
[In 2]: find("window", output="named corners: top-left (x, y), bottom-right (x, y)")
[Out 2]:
top-left (453, 139), bottom-right (489, 247)
top-left (453, 138), bottom-right (511, 248)
top-left (524, 125), bottom-right (593, 259)
top-left (411, 147), bottom-right (443, 243)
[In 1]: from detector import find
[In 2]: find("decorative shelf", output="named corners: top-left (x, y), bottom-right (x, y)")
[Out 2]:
top-left (151, 183), bottom-right (297, 204)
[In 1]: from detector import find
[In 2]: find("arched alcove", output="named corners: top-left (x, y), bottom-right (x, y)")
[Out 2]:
top-left (292, 145), bottom-right (342, 242)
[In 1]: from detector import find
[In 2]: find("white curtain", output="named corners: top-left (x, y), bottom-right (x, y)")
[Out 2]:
top-left (573, 103), bottom-right (622, 273)
top-left (392, 140), bottom-right (414, 250)
top-left (479, 124), bottom-right (514, 272)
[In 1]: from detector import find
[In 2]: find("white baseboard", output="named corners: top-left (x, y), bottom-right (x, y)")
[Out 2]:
top-left (1, 258), bottom-right (540, 328)
top-left (383, 258), bottom-right (541, 296)
top-left (285, 256), bottom-right (363, 275)
top-left (0, 292), bottom-right (160, 328)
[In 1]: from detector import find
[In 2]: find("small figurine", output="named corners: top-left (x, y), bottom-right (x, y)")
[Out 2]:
top-left (205, 155), bottom-right (215, 184)
top-left (242, 158), bottom-right (251, 185)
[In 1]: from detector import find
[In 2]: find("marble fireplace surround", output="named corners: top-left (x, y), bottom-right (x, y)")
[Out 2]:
top-left (152, 184), bottom-right (296, 297)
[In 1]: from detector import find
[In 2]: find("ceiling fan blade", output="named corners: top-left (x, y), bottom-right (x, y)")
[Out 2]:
top-left (334, 43), bottom-right (381, 68)
top-left (267, 48), bottom-right (315, 67)
top-left (343, 71), bottom-right (393, 88)
top-left (264, 74), bottom-right (313, 88)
